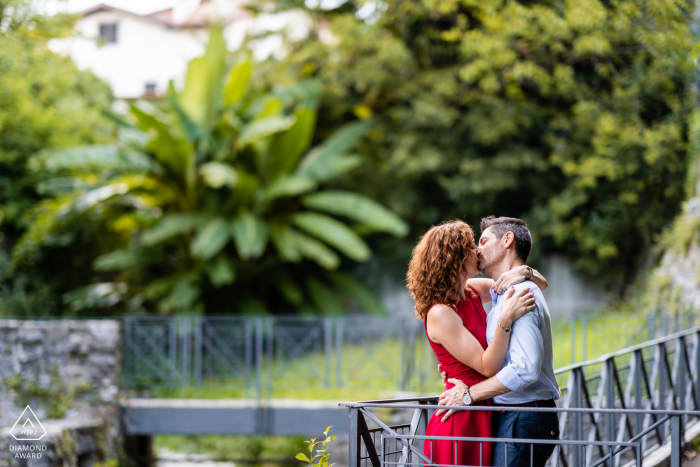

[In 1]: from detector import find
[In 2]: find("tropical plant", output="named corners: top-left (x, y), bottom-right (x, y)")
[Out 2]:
top-left (17, 27), bottom-right (408, 315)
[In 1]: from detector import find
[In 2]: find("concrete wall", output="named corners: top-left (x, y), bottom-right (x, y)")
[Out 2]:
top-left (0, 320), bottom-right (122, 467)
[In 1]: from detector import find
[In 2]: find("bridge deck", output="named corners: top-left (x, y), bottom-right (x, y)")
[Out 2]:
top-left (121, 399), bottom-right (349, 436)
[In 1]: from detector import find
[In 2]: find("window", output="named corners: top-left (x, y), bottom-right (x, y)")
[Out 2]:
top-left (144, 83), bottom-right (157, 97)
top-left (99, 23), bottom-right (118, 43)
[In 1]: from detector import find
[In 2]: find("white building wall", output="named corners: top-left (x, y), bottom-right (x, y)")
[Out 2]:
top-left (50, 11), bottom-right (205, 98)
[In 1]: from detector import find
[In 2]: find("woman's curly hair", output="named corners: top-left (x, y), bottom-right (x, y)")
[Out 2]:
top-left (406, 220), bottom-right (477, 320)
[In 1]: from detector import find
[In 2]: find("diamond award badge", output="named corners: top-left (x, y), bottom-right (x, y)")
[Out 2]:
top-left (9, 406), bottom-right (47, 441)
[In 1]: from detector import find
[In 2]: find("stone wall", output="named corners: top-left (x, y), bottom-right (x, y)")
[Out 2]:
top-left (648, 197), bottom-right (700, 310)
top-left (0, 320), bottom-right (122, 467)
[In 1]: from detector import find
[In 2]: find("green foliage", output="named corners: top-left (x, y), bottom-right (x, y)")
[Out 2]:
top-left (19, 28), bottom-right (408, 315)
top-left (3, 364), bottom-right (93, 418)
top-left (0, 0), bottom-right (114, 316)
top-left (263, 0), bottom-right (696, 286)
top-left (154, 433), bottom-right (306, 466)
top-left (297, 427), bottom-right (336, 467)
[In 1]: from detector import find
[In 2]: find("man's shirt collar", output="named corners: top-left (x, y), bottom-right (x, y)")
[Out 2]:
top-left (489, 287), bottom-right (499, 305)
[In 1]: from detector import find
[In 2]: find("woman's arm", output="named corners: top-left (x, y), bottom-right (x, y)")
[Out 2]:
top-left (465, 278), bottom-right (494, 304)
top-left (425, 288), bottom-right (535, 377)
top-left (493, 265), bottom-right (548, 294)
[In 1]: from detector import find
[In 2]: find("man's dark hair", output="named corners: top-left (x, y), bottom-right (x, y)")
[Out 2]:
top-left (480, 216), bottom-right (532, 262)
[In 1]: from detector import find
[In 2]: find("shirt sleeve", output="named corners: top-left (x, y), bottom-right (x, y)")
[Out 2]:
top-left (495, 296), bottom-right (545, 391)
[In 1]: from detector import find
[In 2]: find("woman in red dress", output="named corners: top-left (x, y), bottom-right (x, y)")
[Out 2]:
top-left (406, 220), bottom-right (548, 466)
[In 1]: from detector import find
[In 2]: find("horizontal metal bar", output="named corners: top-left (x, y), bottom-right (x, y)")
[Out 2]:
top-left (382, 435), bottom-right (638, 447)
top-left (340, 402), bottom-right (700, 416)
top-left (356, 396), bottom-right (438, 404)
top-left (555, 326), bottom-right (700, 374)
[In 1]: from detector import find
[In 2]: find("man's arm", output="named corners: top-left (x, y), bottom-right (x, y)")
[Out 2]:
top-left (435, 292), bottom-right (545, 421)
top-left (434, 376), bottom-right (511, 422)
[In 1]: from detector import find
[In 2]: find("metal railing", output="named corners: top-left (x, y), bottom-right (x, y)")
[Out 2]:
top-left (122, 312), bottom-right (699, 397)
top-left (342, 326), bottom-right (700, 467)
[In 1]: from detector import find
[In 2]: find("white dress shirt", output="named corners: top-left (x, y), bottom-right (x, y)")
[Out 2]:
top-left (485, 280), bottom-right (561, 404)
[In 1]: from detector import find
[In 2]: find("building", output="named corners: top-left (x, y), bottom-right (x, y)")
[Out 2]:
top-left (50, 0), bottom-right (310, 99)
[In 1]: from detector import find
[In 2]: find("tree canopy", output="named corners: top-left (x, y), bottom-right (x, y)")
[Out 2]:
top-left (262, 0), bottom-right (697, 287)
top-left (0, 0), bottom-right (114, 316)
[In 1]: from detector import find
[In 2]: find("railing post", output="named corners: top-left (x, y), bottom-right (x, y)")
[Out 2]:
top-left (670, 414), bottom-right (682, 467)
top-left (266, 317), bottom-right (273, 399)
top-left (573, 368), bottom-right (584, 467)
top-left (169, 316), bottom-right (177, 386)
top-left (634, 350), bottom-right (643, 434)
top-left (194, 315), bottom-right (202, 386)
top-left (336, 317), bottom-right (344, 387)
top-left (695, 330), bottom-right (700, 410)
top-left (399, 319), bottom-right (406, 391)
top-left (605, 359), bottom-right (615, 467)
top-left (255, 317), bottom-right (264, 400)
top-left (582, 316), bottom-right (588, 362)
top-left (324, 318), bottom-right (332, 388)
top-left (678, 337), bottom-right (687, 413)
top-left (570, 318), bottom-right (577, 365)
top-left (349, 407), bottom-right (360, 467)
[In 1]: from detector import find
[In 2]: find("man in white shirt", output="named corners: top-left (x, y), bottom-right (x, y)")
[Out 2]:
top-left (435, 216), bottom-right (561, 467)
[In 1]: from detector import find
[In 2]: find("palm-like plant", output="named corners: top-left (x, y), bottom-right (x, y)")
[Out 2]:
top-left (17, 27), bottom-right (408, 315)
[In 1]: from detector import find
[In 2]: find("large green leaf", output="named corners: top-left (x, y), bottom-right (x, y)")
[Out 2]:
top-left (272, 79), bottom-right (323, 109)
top-left (142, 214), bottom-right (205, 246)
top-left (236, 116), bottom-right (296, 148)
top-left (94, 249), bottom-right (152, 271)
top-left (205, 255), bottom-right (236, 287)
top-left (258, 175), bottom-right (316, 204)
top-left (199, 162), bottom-right (239, 189)
top-left (225, 61), bottom-right (251, 106)
top-left (271, 227), bottom-right (340, 269)
top-left (327, 272), bottom-right (387, 315)
top-left (296, 119), bottom-right (374, 180)
top-left (292, 212), bottom-right (371, 261)
top-left (180, 26), bottom-right (226, 128)
top-left (190, 217), bottom-right (230, 260)
top-left (29, 145), bottom-right (159, 174)
top-left (130, 104), bottom-right (190, 179)
top-left (296, 153), bottom-right (362, 182)
top-left (267, 108), bottom-right (317, 178)
top-left (306, 278), bottom-right (345, 315)
top-left (168, 81), bottom-right (200, 141)
top-left (302, 191), bottom-right (409, 237)
top-left (230, 213), bottom-right (269, 259)
top-left (159, 275), bottom-right (201, 313)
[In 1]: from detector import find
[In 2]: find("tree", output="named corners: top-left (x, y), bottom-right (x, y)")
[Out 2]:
top-left (0, 0), bottom-right (114, 316)
top-left (260, 0), bottom-right (696, 288)
top-left (18, 27), bottom-right (408, 315)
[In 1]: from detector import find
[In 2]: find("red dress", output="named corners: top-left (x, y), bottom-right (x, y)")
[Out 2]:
top-left (424, 292), bottom-right (493, 466)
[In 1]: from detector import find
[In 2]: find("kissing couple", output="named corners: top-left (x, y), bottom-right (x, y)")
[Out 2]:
top-left (406, 217), bottom-right (561, 467)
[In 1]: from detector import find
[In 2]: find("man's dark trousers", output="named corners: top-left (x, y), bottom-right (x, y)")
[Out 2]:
top-left (492, 405), bottom-right (559, 467)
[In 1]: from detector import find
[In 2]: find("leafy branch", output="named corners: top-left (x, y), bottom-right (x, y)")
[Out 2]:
top-left (296, 426), bottom-right (336, 467)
